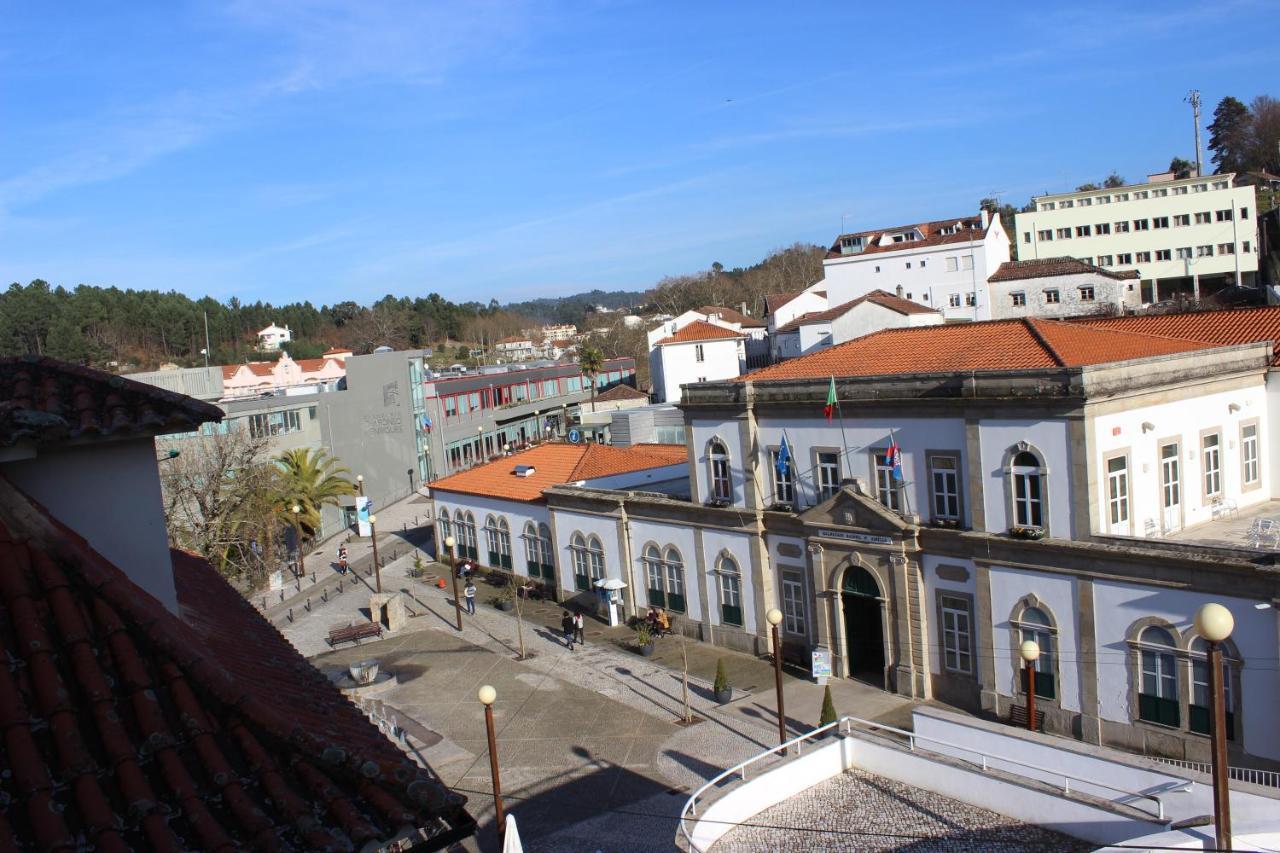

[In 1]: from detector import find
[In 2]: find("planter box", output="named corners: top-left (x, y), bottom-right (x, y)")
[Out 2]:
top-left (638, 642), bottom-right (656, 657)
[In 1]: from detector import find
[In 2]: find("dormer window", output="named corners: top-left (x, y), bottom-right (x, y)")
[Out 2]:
top-left (839, 235), bottom-right (865, 255)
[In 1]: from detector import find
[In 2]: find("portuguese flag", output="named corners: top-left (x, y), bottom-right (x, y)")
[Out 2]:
top-left (824, 375), bottom-right (837, 421)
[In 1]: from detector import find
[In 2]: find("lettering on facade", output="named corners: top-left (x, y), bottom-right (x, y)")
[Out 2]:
top-left (816, 528), bottom-right (893, 545)
top-left (382, 381), bottom-right (401, 407)
top-left (934, 563), bottom-right (970, 583)
top-left (363, 413), bottom-right (403, 435)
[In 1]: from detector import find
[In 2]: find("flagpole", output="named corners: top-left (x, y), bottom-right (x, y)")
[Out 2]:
top-left (835, 393), bottom-right (852, 486)
top-left (889, 426), bottom-right (913, 517)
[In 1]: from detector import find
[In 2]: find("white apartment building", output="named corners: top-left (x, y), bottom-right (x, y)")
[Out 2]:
top-left (648, 321), bottom-right (746, 404)
top-left (987, 258), bottom-right (1140, 320)
top-left (819, 210), bottom-right (1011, 322)
top-left (1014, 173), bottom-right (1259, 302)
top-left (495, 336), bottom-right (536, 361)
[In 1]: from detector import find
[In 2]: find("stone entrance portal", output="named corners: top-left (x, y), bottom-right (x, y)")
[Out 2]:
top-left (841, 566), bottom-right (886, 687)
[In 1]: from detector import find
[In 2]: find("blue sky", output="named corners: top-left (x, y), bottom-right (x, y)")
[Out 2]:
top-left (1, 1), bottom-right (1275, 307)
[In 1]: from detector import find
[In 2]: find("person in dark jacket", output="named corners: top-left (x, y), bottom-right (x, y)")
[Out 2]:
top-left (561, 611), bottom-right (576, 651)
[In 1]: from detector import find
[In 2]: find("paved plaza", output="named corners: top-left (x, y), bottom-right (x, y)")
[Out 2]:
top-left (282, 497), bottom-right (1081, 852)
top-left (715, 771), bottom-right (1091, 852)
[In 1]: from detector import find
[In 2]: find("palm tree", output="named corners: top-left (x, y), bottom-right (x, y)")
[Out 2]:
top-left (578, 345), bottom-right (605, 410)
top-left (275, 448), bottom-right (356, 542)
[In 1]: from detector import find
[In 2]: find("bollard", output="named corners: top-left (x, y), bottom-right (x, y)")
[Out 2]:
top-left (279, 590), bottom-right (285, 602)
top-left (323, 589), bottom-right (328, 603)
top-left (262, 597), bottom-right (267, 609)
top-left (305, 597), bottom-right (311, 612)
top-left (287, 608), bottom-right (293, 622)
top-left (311, 572), bottom-right (316, 583)
top-left (338, 579), bottom-right (343, 593)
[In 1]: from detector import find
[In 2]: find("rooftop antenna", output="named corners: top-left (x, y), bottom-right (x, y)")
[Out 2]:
top-left (841, 212), bottom-right (853, 234)
top-left (1185, 89), bottom-right (1203, 177)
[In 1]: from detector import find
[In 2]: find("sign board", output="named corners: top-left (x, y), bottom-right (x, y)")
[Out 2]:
top-left (268, 569), bottom-right (286, 591)
top-left (356, 496), bottom-right (371, 537)
top-left (816, 528), bottom-right (893, 545)
top-left (811, 646), bottom-right (833, 681)
top-left (568, 428), bottom-right (581, 444)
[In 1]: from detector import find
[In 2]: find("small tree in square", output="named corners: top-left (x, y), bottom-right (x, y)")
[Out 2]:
top-left (819, 685), bottom-right (837, 727)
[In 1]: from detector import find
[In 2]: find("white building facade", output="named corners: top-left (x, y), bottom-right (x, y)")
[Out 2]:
top-left (818, 211), bottom-right (1011, 322)
top-left (987, 258), bottom-right (1140, 320)
top-left (256, 323), bottom-right (292, 350)
top-left (1014, 173), bottom-right (1259, 302)
top-left (648, 322), bottom-right (746, 404)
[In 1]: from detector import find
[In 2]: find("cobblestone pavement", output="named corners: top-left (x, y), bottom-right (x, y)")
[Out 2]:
top-left (715, 770), bottom-right (1091, 852)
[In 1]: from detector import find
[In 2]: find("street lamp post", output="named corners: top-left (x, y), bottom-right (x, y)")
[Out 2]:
top-left (291, 504), bottom-right (304, 576)
top-left (369, 514), bottom-right (381, 593)
top-left (446, 535), bottom-right (463, 631)
top-left (766, 608), bottom-right (787, 751)
top-left (477, 426), bottom-right (484, 461)
top-left (478, 685), bottom-right (505, 837)
top-left (1019, 639), bottom-right (1041, 733)
top-left (356, 474), bottom-right (364, 496)
top-left (1195, 603), bottom-right (1235, 852)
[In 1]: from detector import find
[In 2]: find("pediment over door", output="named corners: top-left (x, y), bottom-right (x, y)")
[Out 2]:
top-left (799, 485), bottom-right (913, 538)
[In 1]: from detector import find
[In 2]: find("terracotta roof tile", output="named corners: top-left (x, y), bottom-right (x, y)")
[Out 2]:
top-left (764, 291), bottom-right (803, 315)
top-left (697, 306), bottom-right (765, 328)
top-left (743, 318), bottom-right (1214, 381)
top-left (1077, 305), bottom-right (1280, 366)
top-left (430, 442), bottom-right (687, 502)
top-left (653, 321), bottom-right (747, 346)
top-left (989, 257), bottom-right (1140, 282)
top-left (322, 347), bottom-right (352, 356)
top-left (0, 356), bottom-right (223, 447)
top-left (826, 215), bottom-right (991, 259)
top-left (591, 383), bottom-right (649, 403)
top-left (295, 357), bottom-right (344, 372)
top-left (0, 478), bottom-right (473, 850)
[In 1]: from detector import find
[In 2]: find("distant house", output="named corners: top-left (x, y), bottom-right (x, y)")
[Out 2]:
top-left (774, 289), bottom-right (942, 358)
top-left (221, 351), bottom-right (346, 398)
top-left (988, 257), bottom-right (1140, 320)
top-left (256, 322), bottom-right (292, 350)
top-left (648, 320), bottom-right (746, 404)
top-left (495, 335), bottom-right (536, 361)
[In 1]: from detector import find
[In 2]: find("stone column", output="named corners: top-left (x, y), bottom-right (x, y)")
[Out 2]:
top-left (975, 563), bottom-right (999, 714)
top-left (1076, 577), bottom-right (1102, 744)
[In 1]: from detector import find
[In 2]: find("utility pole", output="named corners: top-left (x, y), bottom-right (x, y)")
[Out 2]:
top-left (1186, 90), bottom-right (1203, 177)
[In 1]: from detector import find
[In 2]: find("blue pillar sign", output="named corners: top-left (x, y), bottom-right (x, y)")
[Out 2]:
top-left (356, 496), bottom-right (371, 537)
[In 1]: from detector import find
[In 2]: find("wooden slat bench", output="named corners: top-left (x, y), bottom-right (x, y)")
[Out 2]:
top-left (327, 622), bottom-right (383, 647)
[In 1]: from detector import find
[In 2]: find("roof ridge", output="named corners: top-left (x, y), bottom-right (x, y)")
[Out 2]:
top-left (1022, 319), bottom-right (1067, 367)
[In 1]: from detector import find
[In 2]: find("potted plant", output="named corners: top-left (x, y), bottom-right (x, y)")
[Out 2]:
top-left (819, 685), bottom-right (837, 729)
top-left (1010, 525), bottom-right (1046, 541)
top-left (712, 658), bottom-right (733, 704)
top-left (490, 586), bottom-right (514, 612)
top-left (634, 623), bottom-right (655, 656)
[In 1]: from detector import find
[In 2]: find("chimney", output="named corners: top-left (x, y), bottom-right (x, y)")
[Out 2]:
top-left (740, 301), bottom-right (749, 317)
top-left (896, 285), bottom-right (905, 298)
top-left (980, 208), bottom-right (990, 229)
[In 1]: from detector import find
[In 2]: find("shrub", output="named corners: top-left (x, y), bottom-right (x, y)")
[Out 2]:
top-left (819, 685), bottom-right (837, 727)
top-left (713, 658), bottom-right (730, 693)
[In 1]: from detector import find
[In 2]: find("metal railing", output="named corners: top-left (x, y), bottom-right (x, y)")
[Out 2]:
top-left (679, 715), bottom-right (1179, 851)
top-left (1152, 756), bottom-right (1280, 789)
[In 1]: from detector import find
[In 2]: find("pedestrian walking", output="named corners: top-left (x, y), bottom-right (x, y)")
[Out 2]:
top-left (464, 580), bottom-right (477, 615)
top-left (573, 611), bottom-right (585, 646)
top-left (560, 610), bottom-right (575, 651)
top-left (336, 545), bottom-right (349, 575)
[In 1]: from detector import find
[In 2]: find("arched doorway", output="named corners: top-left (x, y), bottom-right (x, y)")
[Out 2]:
top-left (842, 566), bottom-right (885, 685)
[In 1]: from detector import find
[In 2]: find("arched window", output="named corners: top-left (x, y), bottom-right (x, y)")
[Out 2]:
top-left (485, 515), bottom-right (512, 570)
top-left (1010, 450), bottom-right (1045, 528)
top-left (1015, 606), bottom-right (1056, 700)
top-left (570, 532), bottom-right (590, 591)
top-left (1138, 626), bottom-right (1179, 727)
top-left (587, 535), bottom-right (605, 585)
top-left (644, 545), bottom-right (686, 613)
top-left (458, 512), bottom-right (478, 560)
top-left (1189, 637), bottom-right (1236, 740)
top-left (707, 439), bottom-right (731, 503)
top-left (437, 509), bottom-right (452, 552)
top-left (717, 555), bottom-right (742, 627)
top-left (523, 522), bottom-right (553, 580)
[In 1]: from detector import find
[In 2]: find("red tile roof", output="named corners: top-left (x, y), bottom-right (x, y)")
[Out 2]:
top-left (295, 357), bottom-right (344, 373)
top-left (322, 347), bottom-right (352, 356)
top-left (989, 257), bottom-right (1139, 282)
top-left (1077, 305), bottom-right (1280, 366)
top-left (697, 306), bottom-right (766, 328)
top-left (0, 478), bottom-right (471, 851)
top-left (777, 290), bottom-right (937, 332)
top-left (653, 321), bottom-right (747, 346)
top-left (430, 442), bottom-right (687, 502)
top-left (743, 318), bottom-right (1214, 381)
top-left (825, 215), bottom-right (992, 259)
top-left (591, 383), bottom-right (649, 403)
top-left (0, 356), bottom-right (223, 448)
top-left (764, 291), bottom-right (803, 315)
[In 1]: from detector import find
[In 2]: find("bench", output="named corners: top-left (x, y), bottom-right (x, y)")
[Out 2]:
top-left (327, 622), bottom-right (383, 647)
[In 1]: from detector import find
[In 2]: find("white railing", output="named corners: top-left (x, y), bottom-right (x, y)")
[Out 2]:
top-left (679, 715), bottom-right (1179, 851)
top-left (1152, 757), bottom-right (1280, 789)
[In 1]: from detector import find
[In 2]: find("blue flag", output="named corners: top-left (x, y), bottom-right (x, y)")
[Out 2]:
top-left (887, 438), bottom-right (903, 481)
top-left (775, 432), bottom-right (792, 478)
